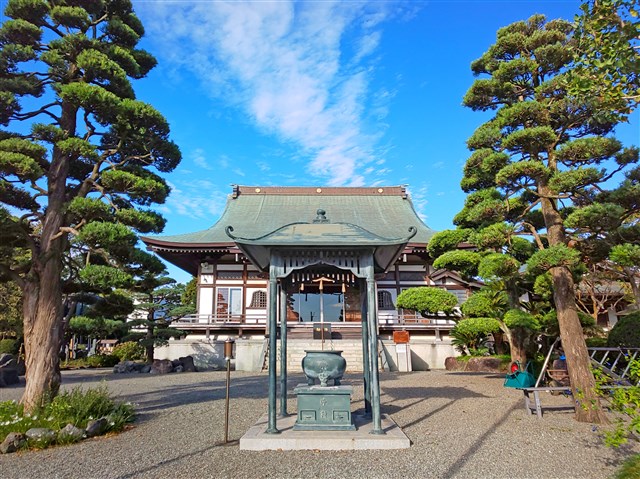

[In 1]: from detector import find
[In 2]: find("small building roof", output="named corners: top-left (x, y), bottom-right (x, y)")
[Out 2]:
top-left (142, 185), bottom-right (436, 274)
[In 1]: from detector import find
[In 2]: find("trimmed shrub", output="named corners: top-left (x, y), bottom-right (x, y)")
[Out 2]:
top-left (112, 341), bottom-right (145, 362)
top-left (608, 312), bottom-right (640, 348)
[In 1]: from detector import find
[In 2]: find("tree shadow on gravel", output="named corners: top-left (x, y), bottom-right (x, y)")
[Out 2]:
top-left (381, 386), bottom-right (489, 429)
top-left (440, 402), bottom-right (520, 479)
top-left (114, 441), bottom-right (238, 479)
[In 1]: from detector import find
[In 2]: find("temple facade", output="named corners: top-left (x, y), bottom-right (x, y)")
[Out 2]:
top-left (142, 185), bottom-right (480, 372)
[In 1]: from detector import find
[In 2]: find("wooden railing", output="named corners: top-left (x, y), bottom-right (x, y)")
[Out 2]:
top-left (171, 312), bottom-right (456, 328)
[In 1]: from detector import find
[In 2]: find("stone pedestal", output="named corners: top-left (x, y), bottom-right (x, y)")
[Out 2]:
top-left (293, 384), bottom-right (355, 431)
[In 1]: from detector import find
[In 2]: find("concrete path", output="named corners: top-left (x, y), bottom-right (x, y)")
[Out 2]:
top-left (0, 369), bottom-right (636, 479)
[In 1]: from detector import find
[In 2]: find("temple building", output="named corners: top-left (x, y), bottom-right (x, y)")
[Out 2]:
top-left (142, 185), bottom-right (480, 372)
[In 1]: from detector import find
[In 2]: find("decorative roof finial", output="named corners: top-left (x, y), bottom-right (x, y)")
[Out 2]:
top-left (313, 208), bottom-right (329, 223)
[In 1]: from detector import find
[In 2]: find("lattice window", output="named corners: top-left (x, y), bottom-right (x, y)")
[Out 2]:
top-left (249, 290), bottom-right (267, 308)
top-left (447, 289), bottom-right (468, 305)
top-left (377, 290), bottom-right (395, 310)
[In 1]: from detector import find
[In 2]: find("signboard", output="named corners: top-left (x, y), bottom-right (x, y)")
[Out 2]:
top-left (393, 330), bottom-right (410, 344)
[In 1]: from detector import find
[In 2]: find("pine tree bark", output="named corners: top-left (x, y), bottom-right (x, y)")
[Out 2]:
top-left (20, 101), bottom-right (75, 412)
top-left (21, 253), bottom-right (64, 411)
top-left (539, 186), bottom-right (608, 424)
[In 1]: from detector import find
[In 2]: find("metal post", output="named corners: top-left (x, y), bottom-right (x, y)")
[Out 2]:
top-left (279, 280), bottom-right (288, 417)
top-left (360, 278), bottom-right (371, 415)
top-left (223, 338), bottom-right (234, 443)
top-left (266, 273), bottom-right (279, 434)
top-left (367, 276), bottom-right (384, 434)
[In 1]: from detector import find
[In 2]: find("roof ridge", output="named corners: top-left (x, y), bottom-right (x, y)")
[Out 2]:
top-left (231, 185), bottom-right (408, 197)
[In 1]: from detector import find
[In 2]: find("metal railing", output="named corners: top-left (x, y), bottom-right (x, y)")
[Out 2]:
top-left (589, 347), bottom-right (640, 386)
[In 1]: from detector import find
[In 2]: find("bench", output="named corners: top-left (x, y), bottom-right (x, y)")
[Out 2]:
top-left (520, 387), bottom-right (575, 418)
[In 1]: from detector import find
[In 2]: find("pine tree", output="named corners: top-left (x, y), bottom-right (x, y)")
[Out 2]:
top-left (0, 0), bottom-right (180, 410)
top-left (459, 14), bottom-right (639, 423)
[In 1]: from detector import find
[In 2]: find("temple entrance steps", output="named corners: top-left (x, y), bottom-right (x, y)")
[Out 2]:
top-left (277, 339), bottom-right (366, 373)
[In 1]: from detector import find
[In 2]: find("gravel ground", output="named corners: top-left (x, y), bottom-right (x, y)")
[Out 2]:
top-left (0, 369), bottom-right (637, 479)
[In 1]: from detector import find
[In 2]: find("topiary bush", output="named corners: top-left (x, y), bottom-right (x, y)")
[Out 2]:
top-left (608, 311), bottom-right (640, 348)
top-left (396, 287), bottom-right (459, 316)
top-left (451, 317), bottom-right (501, 353)
top-left (112, 341), bottom-right (145, 362)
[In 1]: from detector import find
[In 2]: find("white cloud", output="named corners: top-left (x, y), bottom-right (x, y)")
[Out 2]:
top-left (140, 1), bottom-right (399, 186)
top-left (159, 180), bottom-right (227, 220)
top-left (191, 148), bottom-right (212, 170)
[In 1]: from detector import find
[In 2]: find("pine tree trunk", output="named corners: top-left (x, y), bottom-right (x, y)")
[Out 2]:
top-left (539, 185), bottom-right (608, 424)
top-left (21, 262), bottom-right (63, 412)
top-left (507, 328), bottom-right (528, 365)
top-left (20, 101), bottom-right (75, 412)
top-left (146, 325), bottom-right (155, 363)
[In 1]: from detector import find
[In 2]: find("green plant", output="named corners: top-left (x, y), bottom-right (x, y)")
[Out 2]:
top-left (608, 312), bottom-right (640, 347)
top-left (112, 342), bottom-right (145, 362)
top-left (594, 358), bottom-right (640, 447)
top-left (0, 338), bottom-right (18, 354)
top-left (451, 317), bottom-right (501, 354)
top-left (616, 454), bottom-right (640, 479)
top-left (0, 385), bottom-right (135, 445)
top-left (61, 355), bottom-right (119, 370)
top-left (396, 287), bottom-right (459, 316)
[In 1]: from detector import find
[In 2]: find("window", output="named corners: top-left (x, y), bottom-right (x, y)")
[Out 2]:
top-left (377, 290), bottom-right (395, 310)
top-left (447, 289), bottom-right (468, 305)
top-left (216, 287), bottom-right (242, 317)
top-left (249, 290), bottom-right (267, 308)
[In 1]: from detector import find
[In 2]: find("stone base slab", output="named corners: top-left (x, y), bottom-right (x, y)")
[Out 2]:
top-left (239, 413), bottom-right (410, 450)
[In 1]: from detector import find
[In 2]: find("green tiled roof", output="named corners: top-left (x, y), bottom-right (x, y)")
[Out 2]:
top-left (143, 186), bottom-right (435, 247)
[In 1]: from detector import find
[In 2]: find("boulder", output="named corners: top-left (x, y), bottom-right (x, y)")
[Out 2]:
top-left (0, 366), bottom-right (19, 387)
top-left (444, 357), bottom-right (463, 371)
top-left (150, 359), bottom-right (173, 374)
top-left (174, 365), bottom-right (184, 373)
top-left (58, 424), bottom-right (85, 443)
top-left (444, 356), bottom-right (506, 373)
top-left (0, 432), bottom-right (26, 454)
top-left (179, 356), bottom-right (196, 372)
top-left (25, 427), bottom-right (56, 445)
top-left (0, 353), bottom-right (13, 367)
top-left (467, 357), bottom-right (503, 373)
top-left (171, 359), bottom-right (181, 368)
top-left (85, 418), bottom-right (108, 438)
top-left (140, 364), bottom-right (151, 374)
top-left (113, 361), bottom-right (140, 374)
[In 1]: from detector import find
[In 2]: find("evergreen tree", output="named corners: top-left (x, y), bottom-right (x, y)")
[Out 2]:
top-left (0, 0), bottom-right (180, 410)
top-left (458, 14), bottom-right (639, 423)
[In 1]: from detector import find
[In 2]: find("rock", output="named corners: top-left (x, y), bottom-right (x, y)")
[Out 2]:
top-left (150, 359), bottom-right (173, 374)
top-left (174, 365), bottom-right (184, 373)
top-left (140, 364), bottom-right (151, 374)
top-left (0, 432), bottom-right (26, 454)
top-left (444, 356), bottom-right (506, 373)
top-left (0, 367), bottom-right (19, 387)
top-left (179, 356), bottom-right (196, 372)
top-left (58, 424), bottom-right (85, 443)
top-left (113, 361), bottom-right (141, 374)
top-left (25, 427), bottom-right (56, 445)
top-left (467, 357), bottom-right (503, 373)
top-left (0, 354), bottom-right (14, 367)
top-left (171, 359), bottom-right (181, 368)
top-left (444, 357), bottom-right (463, 371)
top-left (85, 418), bottom-right (108, 437)
top-left (16, 360), bottom-right (25, 376)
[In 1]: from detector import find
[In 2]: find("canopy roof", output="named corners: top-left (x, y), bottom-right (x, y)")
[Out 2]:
top-left (142, 185), bottom-right (435, 274)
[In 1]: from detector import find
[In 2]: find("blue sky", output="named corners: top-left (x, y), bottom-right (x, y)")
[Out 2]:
top-left (128, 1), bottom-right (639, 283)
